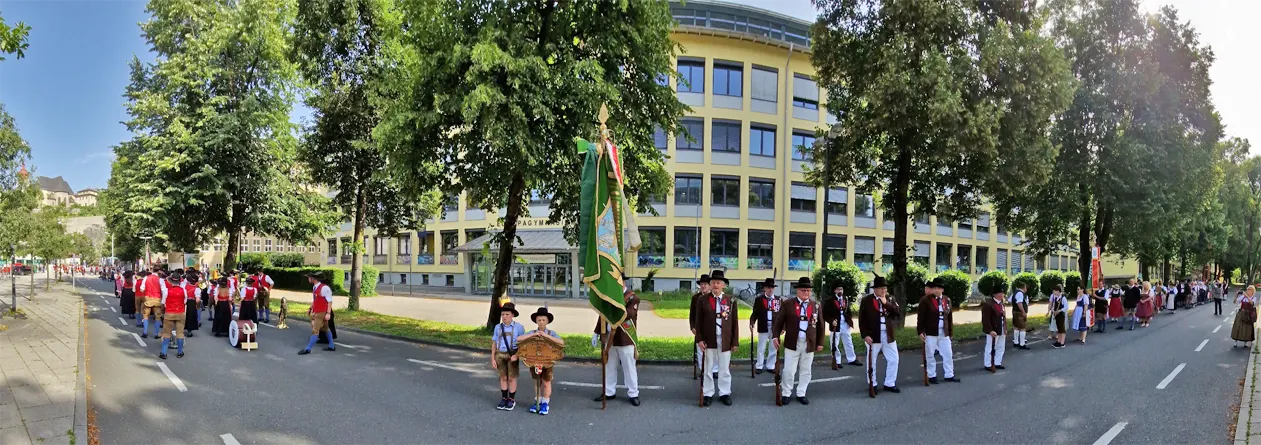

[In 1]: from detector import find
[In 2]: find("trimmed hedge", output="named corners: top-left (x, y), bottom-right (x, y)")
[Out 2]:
top-left (360, 265), bottom-right (380, 297)
top-left (1012, 272), bottom-right (1039, 298)
top-left (238, 253), bottom-right (269, 271)
top-left (978, 270), bottom-right (1010, 296)
top-left (935, 269), bottom-right (971, 308)
top-left (268, 252), bottom-right (306, 268)
top-left (813, 260), bottom-right (868, 300)
top-left (263, 266), bottom-right (348, 295)
top-left (1064, 271), bottom-right (1083, 294)
top-left (891, 262), bottom-right (930, 306)
top-left (1038, 270), bottom-right (1065, 298)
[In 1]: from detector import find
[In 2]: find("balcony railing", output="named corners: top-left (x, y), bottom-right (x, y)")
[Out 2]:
top-left (396, 254), bottom-right (412, 265)
top-left (637, 254), bottom-right (666, 268)
top-left (326, 256), bottom-right (337, 265)
top-left (709, 255), bottom-right (738, 270)
top-left (373, 255), bottom-right (388, 265)
top-left (440, 254), bottom-right (459, 265)
top-left (417, 254), bottom-right (434, 265)
top-left (746, 257), bottom-right (772, 270)
top-left (788, 259), bottom-right (814, 271)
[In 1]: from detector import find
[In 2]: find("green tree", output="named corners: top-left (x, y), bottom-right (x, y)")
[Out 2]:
top-left (811, 0), bottom-right (1074, 315)
top-left (292, 0), bottom-right (439, 311)
top-left (109, 0), bottom-right (336, 273)
top-left (28, 208), bottom-right (70, 289)
top-left (0, 10), bottom-right (30, 61)
top-left (813, 260), bottom-right (867, 300)
top-left (935, 269), bottom-right (971, 308)
top-left (379, 0), bottom-right (685, 327)
top-left (68, 233), bottom-right (100, 266)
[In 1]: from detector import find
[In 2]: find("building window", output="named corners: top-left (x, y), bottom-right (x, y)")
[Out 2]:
top-left (751, 66), bottom-right (778, 103)
top-left (750, 125), bottom-right (776, 157)
top-left (747, 229), bottom-right (774, 270)
top-left (709, 228), bottom-right (739, 269)
top-left (977, 212), bottom-right (991, 232)
top-left (826, 187), bottom-right (847, 215)
top-left (710, 120), bottom-right (741, 153)
top-left (397, 234), bottom-right (412, 255)
top-left (958, 218), bottom-right (973, 231)
top-left (674, 175), bottom-right (703, 205)
top-left (673, 227), bottom-right (700, 269)
top-left (790, 182), bottom-right (816, 212)
top-left (374, 237), bottom-right (388, 255)
top-left (996, 248), bottom-right (1008, 271)
top-left (914, 211), bottom-right (930, 226)
top-left (713, 62), bottom-right (742, 97)
top-left (957, 245), bottom-right (972, 272)
top-left (792, 98), bottom-right (819, 110)
top-left (855, 237), bottom-right (876, 272)
top-left (327, 239), bottom-right (337, 256)
top-left (914, 241), bottom-right (930, 266)
top-left (253, 239), bottom-right (261, 252)
top-left (441, 230), bottom-right (458, 253)
top-left (653, 126), bottom-right (668, 150)
top-left (791, 132), bottom-right (815, 161)
top-left (646, 190), bottom-right (666, 205)
top-left (935, 243), bottom-right (952, 272)
top-left (996, 222), bottom-right (1009, 237)
top-left (976, 246), bottom-right (989, 272)
top-left (748, 179), bottom-right (775, 209)
top-left (855, 194), bottom-right (875, 218)
top-left (677, 118), bottom-right (704, 150)
top-left (677, 59), bottom-right (705, 93)
top-left (788, 232), bottom-right (816, 271)
top-left (637, 227), bottom-right (666, 267)
top-left (529, 190), bottom-right (551, 205)
top-left (792, 74), bottom-right (819, 110)
top-left (443, 196), bottom-right (458, 213)
top-left (264, 240), bottom-right (273, 252)
top-left (824, 234), bottom-right (847, 263)
top-left (711, 176), bottom-right (740, 206)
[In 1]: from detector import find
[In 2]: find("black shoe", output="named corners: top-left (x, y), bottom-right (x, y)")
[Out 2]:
top-left (186, 332), bottom-right (194, 338)
top-left (324, 347), bottom-right (336, 351)
top-left (995, 365), bottom-right (1006, 370)
top-left (780, 396), bottom-right (791, 405)
top-left (1053, 343), bottom-right (1065, 349)
top-left (848, 360), bottom-right (863, 366)
top-left (945, 377), bottom-right (961, 383)
top-left (1129, 327), bottom-right (1134, 331)
top-left (176, 352), bottom-right (184, 358)
top-left (594, 394), bottom-right (614, 402)
top-left (629, 397), bottom-right (640, 406)
top-left (985, 366), bottom-right (995, 373)
top-left (755, 368), bottom-right (763, 375)
top-left (141, 334), bottom-right (148, 339)
top-left (928, 377), bottom-right (938, 384)
top-left (767, 369), bottom-right (777, 375)
top-left (702, 397), bottom-right (712, 407)
top-left (796, 396), bottom-right (809, 405)
top-left (1115, 326), bottom-right (1122, 330)
top-left (719, 395), bottom-right (732, 406)
top-left (882, 386), bottom-right (900, 393)
top-left (158, 353), bottom-right (167, 360)
top-left (298, 349), bottom-right (311, 355)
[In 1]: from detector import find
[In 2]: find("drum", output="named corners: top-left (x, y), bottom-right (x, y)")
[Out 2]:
top-left (228, 320), bottom-right (258, 351)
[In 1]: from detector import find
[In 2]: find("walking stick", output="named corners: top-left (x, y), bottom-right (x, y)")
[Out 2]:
top-left (697, 344), bottom-right (705, 408)
top-left (750, 329), bottom-right (756, 378)
top-left (774, 344), bottom-right (784, 406)
top-left (987, 335), bottom-right (997, 373)
top-left (692, 344), bottom-right (698, 380)
top-left (831, 327), bottom-right (839, 370)
top-left (866, 345), bottom-right (876, 398)
top-left (922, 340), bottom-right (930, 386)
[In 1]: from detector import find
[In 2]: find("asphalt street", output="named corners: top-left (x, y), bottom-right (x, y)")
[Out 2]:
top-left (77, 279), bottom-right (1247, 444)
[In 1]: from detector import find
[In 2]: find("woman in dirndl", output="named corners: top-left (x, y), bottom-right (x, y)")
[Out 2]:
top-left (1135, 282), bottom-right (1154, 327)
top-left (1107, 285), bottom-right (1124, 325)
top-left (183, 273), bottom-right (201, 337)
top-left (211, 277), bottom-right (234, 337)
top-left (1049, 285), bottom-right (1067, 348)
top-left (1071, 287), bottom-right (1091, 344)
top-left (238, 277), bottom-right (259, 323)
top-left (1232, 286), bottom-right (1257, 348)
top-left (119, 271), bottom-right (137, 318)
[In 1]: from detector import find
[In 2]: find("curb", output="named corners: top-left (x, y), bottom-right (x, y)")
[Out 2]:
top-left (1236, 339), bottom-right (1259, 445)
top-left (74, 293), bottom-right (88, 445)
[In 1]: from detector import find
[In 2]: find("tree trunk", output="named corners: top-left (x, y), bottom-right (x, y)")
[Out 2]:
top-left (1163, 256), bottom-right (1171, 283)
top-left (1092, 205), bottom-right (1114, 260)
top-left (487, 173), bottom-right (527, 328)
top-left (349, 186), bottom-right (367, 311)
top-left (1179, 247), bottom-right (1187, 278)
top-left (1077, 190), bottom-right (1092, 287)
top-left (890, 149), bottom-right (911, 328)
top-left (224, 204), bottom-right (246, 272)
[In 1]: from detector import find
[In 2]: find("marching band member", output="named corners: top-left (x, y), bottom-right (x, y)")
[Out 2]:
top-left (158, 272), bottom-right (189, 359)
top-left (771, 277), bottom-right (824, 405)
top-left (695, 270), bottom-right (738, 406)
top-left (239, 277), bottom-right (260, 323)
top-left (749, 278), bottom-right (780, 375)
top-left (593, 288), bottom-right (640, 406)
top-left (688, 274), bottom-right (713, 379)
top-left (981, 287), bottom-right (1007, 372)
top-left (119, 271), bottom-right (137, 319)
top-left (138, 268), bottom-right (164, 338)
top-left (211, 277), bottom-right (234, 337)
top-left (254, 269), bottom-right (275, 323)
top-left (858, 275), bottom-right (900, 397)
top-left (299, 272), bottom-right (336, 355)
top-left (918, 278), bottom-right (958, 383)
top-left (823, 283), bottom-right (860, 368)
top-left (1010, 282), bottom-right (1029, 350)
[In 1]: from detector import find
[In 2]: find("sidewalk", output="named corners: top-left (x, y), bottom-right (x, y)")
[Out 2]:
top-left (1235, 342), bottom-right (1261, 445)
top-left (0, 283), bottom-right (88, 445)
top-left (271, 287), bottom-right (1054, 337)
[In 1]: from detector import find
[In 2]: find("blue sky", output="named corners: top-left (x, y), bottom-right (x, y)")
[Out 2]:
top-left (0, 0), bottom-right (1256, 193)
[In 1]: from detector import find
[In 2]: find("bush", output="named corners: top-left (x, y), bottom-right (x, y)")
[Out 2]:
top-left (1038, 270), bottom-right (1064, 299)
top-left (264, 266), bottom-right (347, 295)
top-left (360, 265), bottom-right (380, 297)
top-left (1064, 271), bottom-right (1083, 294)
top-left (890, 262), bottom-right (930, 305)
top-left (978, 270), bottom-right (1010, 297)
top-left (813, 260), bottom-right (868, 300)
top-left (267, 252), bottom-right (306, 268)
top-left (935, 269), bottom-right (972, 308)
top-left (1012, 272), bottom-right (1040, 298)
top-left (237, 253), bottom-right (270, 271)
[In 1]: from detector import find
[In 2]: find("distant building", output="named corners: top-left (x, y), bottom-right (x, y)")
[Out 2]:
top-left (35, 176), bottom-right (101, 208)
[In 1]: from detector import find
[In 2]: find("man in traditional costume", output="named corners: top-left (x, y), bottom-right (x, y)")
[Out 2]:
top-left (918, 278), bottom-right (959, 383)
top-left (749, 278), bottom-right (780, 375)
top-left (694, 270), bottom-right (738, 406)
top-left (772, 277), bottom-right (825, 405)
top-left (858, 275), bottom-right (901, 397)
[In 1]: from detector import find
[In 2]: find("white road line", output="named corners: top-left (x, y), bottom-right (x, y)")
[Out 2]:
top-left (1195, 339), bottom-right (1209, 352)
top-left (99, 295), bottom-right (106, 300)
top-left (259, 322), bottom-right (276, 328)
top-left (118, 317), bottom-right (127, 326)
top-left (1224, 317), bottom-right (1232, 323)
top-left (339, 343), bottom-right (368, 350)
top-left (1092, 422), bottom-right (1127, 445)
top-left (1156, 363), bottom-right (1186, 389)
top-left (407, 358), bottom-right (494, 375)
top-left (156, 362), bottom-right (188, 392)
top-left (1213, 325), bottom-right (1222, 333)
top-left (558, 381), bottom-right (665, 390)
top-left (110, 306), bottom-right (117, 313)
top-left (131, 333), bottom-right (146, 347)
top-left (220, 433), bottom-right (241, 445)
top-left (758, 376), bottom-right (850, 387)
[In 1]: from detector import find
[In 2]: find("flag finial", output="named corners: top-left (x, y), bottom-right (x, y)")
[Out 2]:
top-left (598, 103), bottom-right (609, 126)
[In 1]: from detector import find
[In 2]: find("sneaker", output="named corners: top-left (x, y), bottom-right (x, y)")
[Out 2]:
top-left (528, 402), bottom-right (539, 413)
top-left (505, 398), bottom-right (516, 411)
top-left (496, 398), bottom-right (508, 410)
top-left (1053, 343), bottom-right (1065, 349)
top-left (158, 353), bottom-right (167, 360)
top-left (176, 352), bottom-right (184, 358)
top-left (298, 349), bottom-right (311, 355)
top-left (538, 402), bottom-right (549, 415)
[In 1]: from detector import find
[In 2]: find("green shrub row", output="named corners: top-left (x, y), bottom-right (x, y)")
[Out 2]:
top-left (238, 252), bottom-right (310, 271)
top-left (260, 265), bottom-right (379, 297)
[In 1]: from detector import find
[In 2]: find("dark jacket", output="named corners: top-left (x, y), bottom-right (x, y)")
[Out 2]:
top-left (772, 297), bottom-right (825, 352)
top-left (916, 294), bottom-right (954, 337)
top-left (980, 298), bottom-right (1007, 336)
top-left (1123, 286), bottom-right (1141, 309)
top-left (694, 292), bottom-right (739, 352)
top-left (688, 291), bottom-right (708, 332)
top-left (822, 293), bottom-right (854, 331)
top-left (749, 293), bottom-right (781, 333)
top-left (594, 295), bottom-right (639, 347)
top-left (857, 294), bottom-right (901, 341)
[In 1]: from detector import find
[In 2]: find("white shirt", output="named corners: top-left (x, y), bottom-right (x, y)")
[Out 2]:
top-left (935, 296), bottom-right (947, 334)
top-left (1013, 291), bottom-right (1026, 305)
top-left (313, 282), bottom-right (334, 302)
top-left (714, 292), bottom-right (726, 350)
top-left (796, 297), bottom-right (810, 340)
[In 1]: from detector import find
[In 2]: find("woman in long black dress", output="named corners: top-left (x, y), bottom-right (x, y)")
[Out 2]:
top-left (119, 271), bottom-right (137, 318)
top-left (211, 277), bottom-right (234, 337)
top-left (184, 274), bottom-right (201, 337)
top-left (238, 277), bottom-right (259, 323)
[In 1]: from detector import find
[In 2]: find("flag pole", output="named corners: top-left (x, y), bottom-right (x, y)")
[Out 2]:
top-left (597, 105), bottom-right (610, 412)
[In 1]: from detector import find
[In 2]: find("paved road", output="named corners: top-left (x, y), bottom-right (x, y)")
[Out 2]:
top-left (78, 279), bottom-right (1247, 444)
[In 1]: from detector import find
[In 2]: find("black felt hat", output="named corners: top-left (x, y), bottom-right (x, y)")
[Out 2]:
top-left (761, 278), bottom-right (777, 289)
top-left (500, 302), bottom-right (520, 317)
top-left (305, 271), bottom-right (324, 281)
top-left (531, 307), bottom-right (554, 323)
top-left (696, 274), bottom-right (711, 284)
top-left (926, 278), bottom-right (945, 289)
top-left (709, 270), bottom-right (729, 284)
top-left (793, 277), bottom-right (813, 289)
top-left (871, 275), bottom-right (888, 289)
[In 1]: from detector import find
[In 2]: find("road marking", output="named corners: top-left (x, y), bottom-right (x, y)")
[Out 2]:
top-left (1195, 339), bottom-right (1209, 352)
top-left (339, 343), bottom-right (368, 350)
top-left (1092, 422), bottom-right (1127, 445)
top-left (118, 317), bottom-right (127, 326)
top-left (1156, 363), bottom-right (1186, 389)
top-left (220, 433), bottom-right (241, 445)
top-left (1213, 325), bottom-right (1222, 333)
top-left (110, 306), bottom-right (117, 313)
top-left (559, 381), bottom-right (666, 390)
top-left (758, 376), bottom-right (850, 387)
top-left (131, 333), bottom-right (146, 347)
top-left (407, 359), bottom-right (494, 376)
top-left (1225, 317), bottom-right (1231, 323)
top-left (259, 322), bottom-right (275, 328)
top-left (99, 295), bottom-right (106, 299)
top-left (156, 362), bottom-right (188, 392)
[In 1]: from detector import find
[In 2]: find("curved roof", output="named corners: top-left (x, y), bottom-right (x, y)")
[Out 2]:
top-left (670, 0), bottom-right (812, 51)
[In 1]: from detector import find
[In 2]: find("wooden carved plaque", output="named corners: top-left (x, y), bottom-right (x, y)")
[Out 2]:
top-left (519, 335), bottom-right (565, 369)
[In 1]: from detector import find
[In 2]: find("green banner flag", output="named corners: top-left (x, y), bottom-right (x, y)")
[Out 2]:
top-left (577, 137), bottom-right (635, 344)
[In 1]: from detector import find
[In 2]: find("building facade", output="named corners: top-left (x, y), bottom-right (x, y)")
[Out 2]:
top-left (316, 0), bottom-right (1137, 297)
top-left (35, 176), bottom-right (101, 208)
